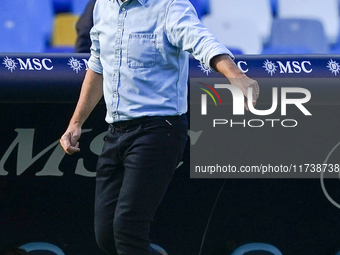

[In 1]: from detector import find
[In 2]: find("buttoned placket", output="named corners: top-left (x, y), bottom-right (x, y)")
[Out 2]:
top-left (111, 3), bottom-right (127, 121)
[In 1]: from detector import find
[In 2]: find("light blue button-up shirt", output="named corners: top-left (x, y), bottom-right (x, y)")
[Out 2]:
top-left (88, 0), bottom-right (233, 123)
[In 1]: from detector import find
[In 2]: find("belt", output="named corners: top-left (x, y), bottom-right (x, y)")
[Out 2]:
top-left (109, 115), bottom-right (185, 130)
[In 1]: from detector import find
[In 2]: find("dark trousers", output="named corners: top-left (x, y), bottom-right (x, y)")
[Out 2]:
top-left (94, 115), bottom-right (188, 255)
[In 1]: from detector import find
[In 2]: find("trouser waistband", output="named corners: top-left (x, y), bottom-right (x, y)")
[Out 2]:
top-left (109, 115), bottom-right (186, 130)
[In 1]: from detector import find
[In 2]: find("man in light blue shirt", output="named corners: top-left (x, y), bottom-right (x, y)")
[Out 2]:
top-left (87, 0), bottom-right (236, 124)
top-left (60, 0), bottom-right (259, 254)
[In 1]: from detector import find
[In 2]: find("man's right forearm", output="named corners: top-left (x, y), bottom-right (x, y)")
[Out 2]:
top-left (69, 68), bottom-right (103, 127)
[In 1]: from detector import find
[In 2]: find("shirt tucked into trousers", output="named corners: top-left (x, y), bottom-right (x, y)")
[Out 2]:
top-left (88, 0), bottom-right (233, 254)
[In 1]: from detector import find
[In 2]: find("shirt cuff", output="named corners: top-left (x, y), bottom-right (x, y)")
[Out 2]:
top-left (88, 54), bottom-right (103, 74)
top-left (205, 45), bottom-right (235, 73)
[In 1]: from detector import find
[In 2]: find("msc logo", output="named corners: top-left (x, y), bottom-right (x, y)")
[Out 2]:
top-left (263, 59), bottom-right (313, 76)
top-left (2, 57), bottom-right (17, 72)
top-left (0, 128), bottom-right (201, 176)
top-left (327, 59), bottom-right (340, 76)
top-left (2, 57), bottom-right (53, 72)
top-left (198, 61), bottom-right (250, 75)
top-left (68, 57), bottom-right (89, 73)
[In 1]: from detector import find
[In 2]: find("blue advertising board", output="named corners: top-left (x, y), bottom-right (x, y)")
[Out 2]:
top-left (1, 54), bottom-right (340, 255)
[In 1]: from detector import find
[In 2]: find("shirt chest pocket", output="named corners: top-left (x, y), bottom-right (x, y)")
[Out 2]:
top-left (127, 33), bottom-right (156, 68)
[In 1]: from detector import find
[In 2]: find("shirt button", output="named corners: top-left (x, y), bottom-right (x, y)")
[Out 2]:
top-left (118, 28), bottom-right (122, 32)
top-left (122, 8), bottom-right (126, 11)
top-left (114, 72), bottom-right (118, 76)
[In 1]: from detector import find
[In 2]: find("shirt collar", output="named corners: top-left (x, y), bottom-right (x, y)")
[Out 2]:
top-left (112, 0), bottom-right (146, 6)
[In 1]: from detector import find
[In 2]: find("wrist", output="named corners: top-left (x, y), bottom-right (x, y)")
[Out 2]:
top-left (227, 70), bottom-right (247, 79)
top-left (70, 120), bottom-right (83, 127)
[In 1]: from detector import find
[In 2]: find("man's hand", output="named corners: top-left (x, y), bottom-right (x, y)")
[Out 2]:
top-left (229, 76), bottom-right (260, 111)
top-left (60, 124), bottom-right (82, 155)
top-left (210, 54), bottom-right (260, 110)
top-left (59, 69), bottom-right (103, 155)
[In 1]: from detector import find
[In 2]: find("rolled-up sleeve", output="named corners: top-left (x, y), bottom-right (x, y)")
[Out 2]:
top-left (88, 24), bottom-right (103, 74)
top-left (165, 0), bottom-right (234, 72)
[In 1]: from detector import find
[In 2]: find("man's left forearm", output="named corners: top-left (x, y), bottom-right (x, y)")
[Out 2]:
top-left (210, 54), bottom-right (245, 78)
top-left (210, 54), bottom-right (260, 109)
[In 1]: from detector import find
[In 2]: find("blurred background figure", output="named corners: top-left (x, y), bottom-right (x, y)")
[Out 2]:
top-left (74, 0), bottom-right (96, 53)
